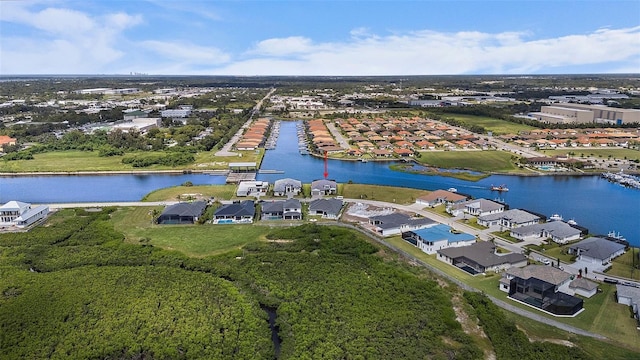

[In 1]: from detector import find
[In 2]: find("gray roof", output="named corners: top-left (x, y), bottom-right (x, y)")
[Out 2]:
top-left (506, 265), bottom-right (572, 286)
top-left (371, 213), bottom-right (435, 230)
top-left (511, 221), bottom-right (581, 238)
top-left (283, 198), bottom-right (301, 208)
top-left (479, 209), bottom-right (540, 224)
top-left (309, 198), bottom-right (343, 214)
top-left (569, 277), bottom-right (598, 291)
top-left (273, 178), bottom-right (302, 193)
top-left (311, 179), bottom-right (337, 190)
top-left (438, 241), bottom-right (527, 268)
top-left (160, 201), bottom-right (207, 217)
top-left (569, 237), bottom-right (626, 260)
top-left (261, 201), bottom-right (284, 213)
top-left (214, 200), bottom-right (255, 217)
top-left (468, 199), bottom-right (504, 212)
top-left (617, 284), bottom-right (640, 304)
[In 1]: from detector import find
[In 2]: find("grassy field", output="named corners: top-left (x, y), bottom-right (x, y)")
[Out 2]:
top-left (442, 114), bottom-right (536, 134)
top-left (416, 150), bottom-right (519, 172)
top-left (110, 206), bottom-right (268, 257)
top-left (607, 248), bottom-right (640, 280)
top-left (385, 235), bottom-right (640, 351)
top-left (142, 184), bottom-right (238, 201)
top-left (341, 183), bottom-right (426, 204)
top-left (542, 148), bottom-right (640, 162)
top-left (0, 149), bottom-right (263, 173)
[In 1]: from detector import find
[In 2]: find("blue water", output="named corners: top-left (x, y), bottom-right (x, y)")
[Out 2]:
top-left (0, 173), bottom-right (225, 203)
top-left (258, 121), bottom-right (640, 246)
top-left (0, 120), bottom-right (638, 246)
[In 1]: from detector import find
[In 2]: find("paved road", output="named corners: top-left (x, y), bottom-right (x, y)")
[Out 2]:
top-left (216, 88), bottom-right (276, 157)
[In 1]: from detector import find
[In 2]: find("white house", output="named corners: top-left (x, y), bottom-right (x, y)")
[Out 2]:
top-left (616, 284), bottom-right (640, 328)
top-left (448, 198), bottom-right (504, 217)
top-left (236, 181), bottom-right (270, 197)
top-left (272, 178), bottom-right (302, 197)
top-left (568, 237), bottom-right (626, 266)
top-left (402, 224), bottom-right (476, 254)
top-left (0, 201), bottom-right (49, 228)
top-left (510, 221), bottom-right (582, 244)
top-left (310, 179), bottom-right (337, 196)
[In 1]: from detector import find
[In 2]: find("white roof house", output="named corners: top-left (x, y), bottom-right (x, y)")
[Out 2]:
top-left (0, 201), bottom-right (50, 228)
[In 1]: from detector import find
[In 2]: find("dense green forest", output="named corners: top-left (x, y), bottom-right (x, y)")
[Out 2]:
top-left (0, 208), bottom-right (628, 359)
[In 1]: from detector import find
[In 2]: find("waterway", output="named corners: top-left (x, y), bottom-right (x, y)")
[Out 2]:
top-left (257, 121), bottom-right (640, 246)
top-left (0, 120), bottom-right (638, 246)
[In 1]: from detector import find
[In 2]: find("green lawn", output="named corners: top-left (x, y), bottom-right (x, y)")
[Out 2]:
top-left (142, 184), bottom-right (238, 201)
top-left (341, 184), bottom-right (426, 204)
top-left (0, 149), bottom-right (263, 173)
top-left (542, 148), bottom-right (640, 162)
top-left (415, 150), bottom-right (519, 172)
top-left (443, 114), bottom-right (536, 135)
top-left (111, 207), bottom-right (268, 257)
top-left (607, 248), bottom-right (640, 280)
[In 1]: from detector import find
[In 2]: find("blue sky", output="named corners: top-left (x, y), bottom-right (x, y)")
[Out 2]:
top-left (1, 0), bottom-right (639, 75)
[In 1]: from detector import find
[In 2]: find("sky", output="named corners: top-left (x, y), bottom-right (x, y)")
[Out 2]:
top-left (1, 0), bottom-right (639, 76)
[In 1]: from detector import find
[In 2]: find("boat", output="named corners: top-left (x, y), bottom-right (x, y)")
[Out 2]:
top-left (567, 219), bottom-right (578, 226)
top-left (490, 184), bottom-right (509, 192)
top-left (447, 187), bottom-right (458, 193)
top-left (549, 214), bottom-right (563, 221)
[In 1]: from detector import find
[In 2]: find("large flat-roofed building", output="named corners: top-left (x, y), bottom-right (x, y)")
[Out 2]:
top-left (530, 104), bottom-right (640, 125)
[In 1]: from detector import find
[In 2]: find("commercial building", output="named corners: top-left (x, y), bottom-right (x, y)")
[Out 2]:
top-left (530, 104), bottom-right (640, 125)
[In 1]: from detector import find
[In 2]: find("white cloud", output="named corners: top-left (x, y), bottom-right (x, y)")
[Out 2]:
top-left (0, 3), bottom-right (141, 74)
top-left (212, 26), bottom-right (640, 75)
top-left (141, 40), bottom-right (230, 63)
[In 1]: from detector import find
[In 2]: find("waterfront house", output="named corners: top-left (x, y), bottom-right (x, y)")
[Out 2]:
top-left (272, 178), bottom-right (302, 197)
top-left (261, 199), bottom-right (302, 220)
top-left (310, 179), bottom-right (338, 196)
top-left (213, 201), bottom-right (255, 224)
top-left (415, 189), bottom-right (468, 208)
top-left (447, 198), bottom-right (504, 217)
top-left (437, 241), bottom-right (527, 274)
top-left (477, 209), bottom-right (541, 229)
top-left (308, 198), bottom-right (343, 219)
top-left (0, 135), bottom-right (17, 151)
top-left (236, 181), bottom-right (269, 197)
top-left (510, 221), bottom-right (582, 244)
top-left (403, 224), bottom-right (476, 254)
top-left (0, 201), bottom-right (49, 228)
top-left (157, 201), bottom-right (207, 224)
top-left (568, 237), bottom-right (626, 266)
top-left (500, 265), bottom-right (583, 316)
top-left (369, 212), bottom-right (436, 236)
top-left (616, 284), bottom-right (640, 328)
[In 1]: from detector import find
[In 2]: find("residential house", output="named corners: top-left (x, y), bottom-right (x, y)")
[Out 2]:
top-left (448, 198), bottom-right (504, 217)
top-left (261, 199), bottom-right (302, 220)
top-left (477, 209), bottom-right (541, 229)
top-left (568, 237), bottom-right (626, 265)
top-left (272, 178), bottom-right (302, 197)
top-left (310, 179), bottom-right (338, 196)
top-left (415, 189), bottom-right (468, 207)
top-left (157, 201), bottom-right (207, 224)
top-left (437, 241), bottom-right (527, 274)
top-left (0, 135), bottom-right (17, 151)
top-left (213, 201), bottom-right (255, 224)
top-left (510, 221), bottom-right (582, 244)
top-left (308, 198), bottom-right (343, 219)
top-left (403, 224), bottom-right (476, 254)
top-left (236, 181), bottom-right (269, 197)
top-left (616, 284), bottom-right (640, 328)
top-left (368, 212), bottom-right (436, 236)
top-left (568, 278), bottom-right (599, 298)
top-left (500, 265), bottom-right (583, 316)
top-left (0, 200), bottom-right (49, 228)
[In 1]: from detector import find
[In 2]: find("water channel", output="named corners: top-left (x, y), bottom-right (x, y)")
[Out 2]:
top-left (0, 120), bottom-right (638, 246)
